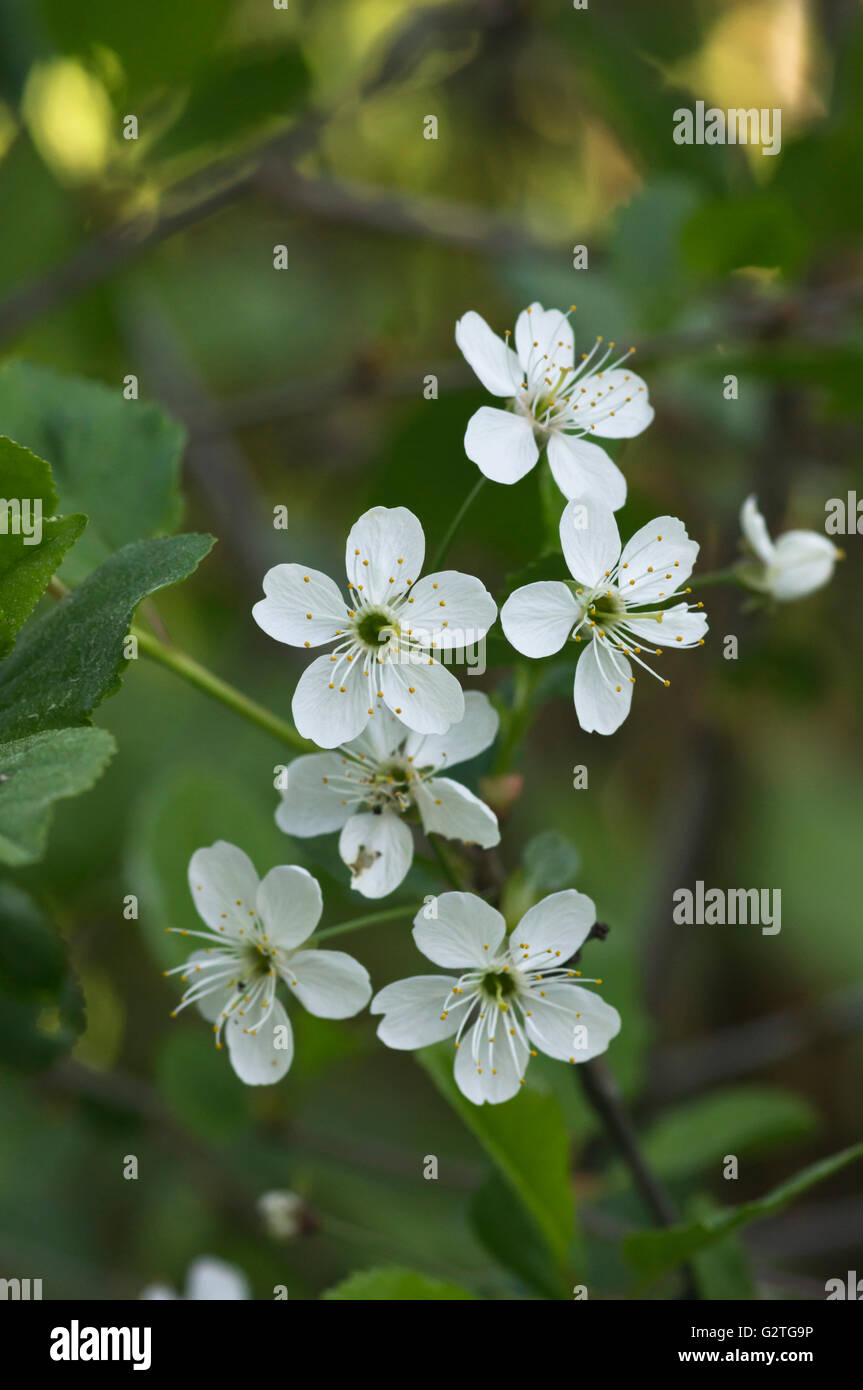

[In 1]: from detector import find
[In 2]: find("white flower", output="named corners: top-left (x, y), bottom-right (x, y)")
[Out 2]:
top-left (740, 494), bottom-right (839, 601)
top-left (257, 1190), bottom-right (305, 1241)
top-left (455, 302), bottom-right (653, 509)
top-left (276, 694), bottom-right (500, 899)
top-left (141, 1256), bottom-right (250, 1300)
top-left (501, 499), bottom-right (708, 735)
top-left (253, 505), bottom-right (497, 749)
top-left (164, 841), bottom-right (371, 1085)
top-left (371, 889), bottom-right (620, 1105)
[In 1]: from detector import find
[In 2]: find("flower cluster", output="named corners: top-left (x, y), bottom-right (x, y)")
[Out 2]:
top-left (160, 300), bottom-right (838, 1105)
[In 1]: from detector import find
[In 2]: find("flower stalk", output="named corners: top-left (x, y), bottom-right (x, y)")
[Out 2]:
top-left (132, 625), bottom-right (311, 751)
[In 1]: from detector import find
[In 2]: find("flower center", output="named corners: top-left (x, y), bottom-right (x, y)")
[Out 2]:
top-left (366, 759), bottom-right (414, 812)
top-left (237, 942), bottom-right (272, 984)
top-left (479, 969), bottom-right (519, 1005)
top-left (354, 607), bottom-right (398, 650)
top-left (588, 590), bottom-right (625, 629)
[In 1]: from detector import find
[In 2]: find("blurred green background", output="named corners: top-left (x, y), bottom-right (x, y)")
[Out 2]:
top-left (0, 0), bottom-right (860, 1300)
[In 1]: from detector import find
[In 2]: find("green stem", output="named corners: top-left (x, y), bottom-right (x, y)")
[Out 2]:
top-left (687, 566), bottom-right (745, 592)
top-left (428, 832), bottom-right (463, 889)
top-left (493, 662), bottom-right (543, 774)
top-left (132, 626), bottom-right (311, 752)
top-left (429, 476), bottom-right (486, 571)
top-left (312, 903), bottom-right (415, 942)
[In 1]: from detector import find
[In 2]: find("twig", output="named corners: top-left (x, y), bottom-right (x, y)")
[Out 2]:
top-left (254, 164), bottom-right (561, 260)
top-left (429, 477), bottom-right (487, 572)
top-left (577, 1059), bottom-right (700, 1300)
top-left (132, 625), bottom-right (311, 751)
top-left (0, 0), bottom-right (524, 348)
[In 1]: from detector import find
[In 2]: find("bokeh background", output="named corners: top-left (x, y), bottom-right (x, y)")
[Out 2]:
top-left (0, 0), bottom-right (860, 1300)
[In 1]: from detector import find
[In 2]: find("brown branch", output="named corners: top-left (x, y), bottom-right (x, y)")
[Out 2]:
top-left (253, 163), bottom-right (561, 259)
top-left (0, 0), bottom-right (523, 349)
top-left (577, 1059), bottom-right (700, 1299)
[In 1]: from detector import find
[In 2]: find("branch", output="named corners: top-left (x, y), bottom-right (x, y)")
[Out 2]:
top-left (0, 0), bottom-right (524, 348)
top-left (253, 164), bottom-right (561, 259)
top-left (577, 1059), bottom-right (700, 1300)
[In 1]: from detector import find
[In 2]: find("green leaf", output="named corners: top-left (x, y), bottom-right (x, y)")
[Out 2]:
top-left (322, 1267), bottom-right (477, 1301)
top-left (470, 1168), bottom-right (570, 1298)
top-left (687, 1198), bottom-right (757, 1301)
top-left (623, 1144), bottom-right (863, 1286)
top-left (418, 1044), bottom-right (574, 1265)
top-left (153, 47), bottom-right (310, 161)
top-left (40, 0), bottom-right (235, 92)
top-left (0, 726), bottom-right (116, 866)
top-left (607, 1085), bottom-right (818, 1190)
top-left (0, 437), bottom-right (86, 655)
top-left (523, 830), bottom-right (581, 892)
top-left (0, 533), bottom-right (214, 743)
top-left (0, 883), bottom-right (85, 1070)
top-left (0, 362), bottom-right (186, 581)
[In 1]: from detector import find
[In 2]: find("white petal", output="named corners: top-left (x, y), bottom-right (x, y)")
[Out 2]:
top-left (455, 310), bottom-right (521, 396)
top-left (768, 531), bottom-right (838, 600)
top-left (283, 948), bottom-right (371, 1017)
top-left (292, 654), bottom-right (373, 748)
top-left (570, 367), bottom-right (653, 438)
top-left (559, 498), bottom-right (621, 586)
top-left (140, 1284), bottom-right (178, 1300)
top-left (378, 653), bottom-right (465, 734)
top-left (188, 841), bottom-right (260, 938)
top-left (464, 407), bottom-right (539, 484)
top-left (525, 984), bottom-right (621, 1062)
top-left (371, 974), bottom-right (460, 1048)
top-left (619, 516), bottom-right (699, 601)
top-left (345, 506), bottom-right (425, 602)
top-left (403, 690), bottom-right (498, 770)
top-left (624, 602), bottom-right (707, 648)
top-left (275, 753), bottom-right (355, 836)
top-left (226, 998), bottom-right (293, 1085)
top-left (415, 777), bottom-right (500, 848)
top-left (256, 865), bottom-right (322, 947)
top-left (514, 303), bottom-right (575, 382)
top-left (252, 565), bottom-right (348, 647)
top-left (547, 432), bottom-right (627, 511)
top-left (501, 580), bottom-right (578, 657)
top-left (347, 703), bottom-right (410, 762)
top-left (512, 889), bottom-right (596, 969)
top-left (454, 1018), bottom-right (528, 1105)
top-left (185, 1257), bottom-right (251, 1301)
top-left (413, 891), bottom-right (506, 968)
top-left (740, 494), bottom-right (775, 564)
top-left (405, 569), bottom-right (497, 649)
top-left (338, 810), bottom-right (414, 899)
top-left (574, 642), bottom-right (632, 735)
